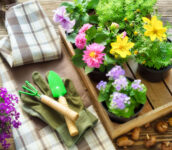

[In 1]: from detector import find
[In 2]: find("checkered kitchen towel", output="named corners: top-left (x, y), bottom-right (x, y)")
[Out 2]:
top-left (0, 0), bottom-right (61, 67)
top-left (0, 57), bottom-right (116, 150)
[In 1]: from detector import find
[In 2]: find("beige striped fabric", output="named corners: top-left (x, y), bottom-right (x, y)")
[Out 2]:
top-left (0, 57), bottom-right (116, 150)
top-left (0, 0), bottom-right (61, 67)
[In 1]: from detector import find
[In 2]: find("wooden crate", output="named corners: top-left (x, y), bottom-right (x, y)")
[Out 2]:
top-left (58, 25), bottom-right (172, 141)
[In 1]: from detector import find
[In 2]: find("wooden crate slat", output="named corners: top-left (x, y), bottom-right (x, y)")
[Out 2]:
top-left (128, 60), bottom-right (172, 108)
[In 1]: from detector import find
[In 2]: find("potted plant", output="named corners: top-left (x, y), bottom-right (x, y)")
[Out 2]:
top-left (53, 0), bottom-right (158, 82)
top-left (0, 87), bottom-right (21, 149)
top-left (132, 16), bottom-right (172, 82)
top-left (96, 65), bottom-right (147, 123)
top-left (71, 24), bottom-right (134, 82)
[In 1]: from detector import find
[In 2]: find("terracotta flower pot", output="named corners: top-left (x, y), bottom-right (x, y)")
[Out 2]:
top-left (138, 64), bottom-right (172, 82)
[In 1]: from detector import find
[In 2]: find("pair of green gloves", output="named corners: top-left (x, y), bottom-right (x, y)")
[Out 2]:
top-left (20, 71), bottom-right (98, 147)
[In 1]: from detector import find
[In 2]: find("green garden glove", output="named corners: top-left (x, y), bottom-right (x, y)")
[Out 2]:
top-left (20, 71), bottom-right (98, 147)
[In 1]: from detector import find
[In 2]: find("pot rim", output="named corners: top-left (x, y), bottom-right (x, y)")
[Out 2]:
top-left (138, 63), bottom-right (172, 73)
top-left (101, 101), bottom-right (144, 122)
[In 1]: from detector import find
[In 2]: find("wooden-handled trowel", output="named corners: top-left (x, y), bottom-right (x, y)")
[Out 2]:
top-left (48, 71), bottom-right (79, 136)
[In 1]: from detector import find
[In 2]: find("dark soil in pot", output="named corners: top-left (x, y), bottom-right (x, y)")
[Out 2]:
top-left (88, 70), bottom-right (108, 83)
top-left (138, 64), bottom-right (172, 82)
top-left (102, 101), bottom-right (144, 124)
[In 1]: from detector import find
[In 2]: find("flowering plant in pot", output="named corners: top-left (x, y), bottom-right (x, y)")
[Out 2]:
top-left (0, 88), bottom-right (21, 149)
top-left (96, 65), bottom-right (147, 123)
top-left (71, 24), bottom-right (134, 80)
top-left (131, 16), bottom-right (172, 82)
top-left (53, 0), bottom-right (158, 82)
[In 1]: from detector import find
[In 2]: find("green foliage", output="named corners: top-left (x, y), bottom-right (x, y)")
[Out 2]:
top-left (96, 0), bottom-right (157, 37)
top-left (133, 37), bottom-right (172, 70)
top-left (72, 49), bottom-right (86, 67)
top-left (85, 26), bottom-right (97, 41)
top-left (85, 66), bottom-right (94, 74)
top-left (61, 0), bottom-right (99, 34)
top-left (98, 77), bottom-right (147, 118)
top-left (67, 32), bottom-right (77, 43)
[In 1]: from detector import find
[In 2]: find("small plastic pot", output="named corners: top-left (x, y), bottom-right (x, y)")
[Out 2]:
top-left (101, 77), bottom-right (144, 124)
top-left (138, 64), bottom-right (172, 82)
top-left (102, 101), bottom-right (144, 124)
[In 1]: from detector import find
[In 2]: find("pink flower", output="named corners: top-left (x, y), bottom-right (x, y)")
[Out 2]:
top-left (83, 43), bottom-right (105, 68)
top-left (75, 33), bottom-right (87, 49)
top-left (79, 23), bottom-right (92, 33)
top-left (122, 31), bottom-right (127, 38)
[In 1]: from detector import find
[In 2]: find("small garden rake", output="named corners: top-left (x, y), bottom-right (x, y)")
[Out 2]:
top-left (19, 81), bottom-right (79, 121)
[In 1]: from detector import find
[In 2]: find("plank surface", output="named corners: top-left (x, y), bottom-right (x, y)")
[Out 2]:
top-left (0, 0), bottom-right (172, 150)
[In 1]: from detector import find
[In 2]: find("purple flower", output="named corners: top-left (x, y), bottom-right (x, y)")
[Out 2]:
top-left (131, 80), bottom-right (143, 91)
top-left (0, 88), bottom-right (21, 149)
top-left (113, 76), bottom-right (128, 91)
top-left (96, 81), bottom-right (107, 90)
top-left (53, 6), bottom-right (75, 33)
top-left (106, 65), bottom-right (125, 80)
top-left (110, 92), bottom-right (130, 110)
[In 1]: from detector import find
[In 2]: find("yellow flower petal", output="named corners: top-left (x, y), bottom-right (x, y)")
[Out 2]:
top-left (150, 34), bottom-right (156, 41)
top-left (143, 16), bottom-right (167, 41)
top-left (116, 35), bottom-right (122, 43)
top-left (123, 36), bottom-right (129, 44)
top-left (110, 36), bottom-right (134, 58)
top-left (142, 17), bottom-right (151, 24)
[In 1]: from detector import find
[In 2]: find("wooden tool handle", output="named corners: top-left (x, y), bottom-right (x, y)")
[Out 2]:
top-left (59, 96), bottom-right (79, 136)
top-left (40, 95), bottom-right (79, 121)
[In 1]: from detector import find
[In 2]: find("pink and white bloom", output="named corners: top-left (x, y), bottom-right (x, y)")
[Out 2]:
top-left (83, 43), bottom-right (105, 68)
top-left (53, 6), bottom-right (75, 33)
top-left (122, 31), bottom-right (127, 38)
top-left (75, 33), bottom-right (87, 49)
top-left (79, 23), bottom-right (92, 34)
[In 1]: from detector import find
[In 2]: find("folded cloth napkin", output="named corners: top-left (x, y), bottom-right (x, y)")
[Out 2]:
top-left (0, 0), bottom-right (61, 67)
top-left (20, 71), bottom-right (98, 147)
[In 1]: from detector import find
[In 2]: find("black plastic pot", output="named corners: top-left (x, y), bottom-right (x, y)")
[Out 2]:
top-left (138, 64), bottom-right (172, 82)
top-left (88, 70), bottom-right (108, 82)
top-left (101, 77), bottom-right (145, 123)
top-left (102, 101), bottom-right (144, 124)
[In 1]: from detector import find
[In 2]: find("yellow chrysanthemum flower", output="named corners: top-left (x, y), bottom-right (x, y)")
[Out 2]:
top-left (142, 16), bottom-right (167, 41)
top-left (110, 36), bottom-right (135, 58)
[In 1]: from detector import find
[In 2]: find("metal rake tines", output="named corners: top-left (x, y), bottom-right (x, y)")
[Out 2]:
top-left (18, 81), bottom-right (40, 97)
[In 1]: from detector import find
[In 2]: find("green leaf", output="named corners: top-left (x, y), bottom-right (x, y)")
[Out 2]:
top-left (85, 26), bottom-right (97, 41)
top-left (133, 88), bottom-right (147, 104)
top-left (87, 0), bottom-right (99, 9)
top-left (99, 64), bottom-right (105, 72)
top-left (104, 54), bottom-right (116, 65)
top-left (72, 54), bottom-right (86, 68)
top-left (81, 14), bottom-right (89, 23)
top-left (85, 66), bottom-right (94, 74)
top-left (61, 2), bottom-right (74, 8)
top-left (67, 33), bottom-right (77, 43)
top-left (89, 15), bottom-right (99, 24)
top-left (98, 92), bottom-right (108, 102)
top-left (74, 48), bottom-right (84, 55)
top-left (94, 31), bottom-right (109, 44)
